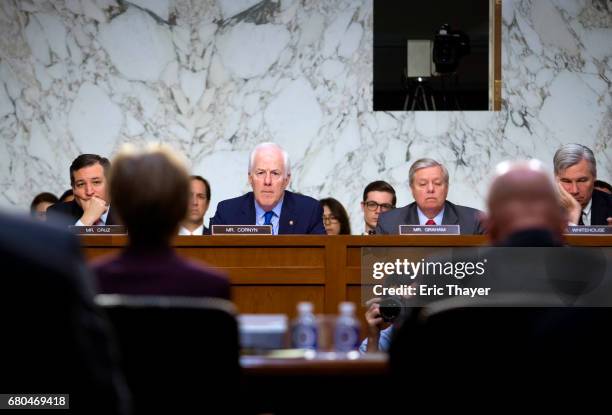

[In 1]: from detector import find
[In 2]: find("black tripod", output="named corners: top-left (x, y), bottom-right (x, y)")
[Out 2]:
top-left (403, 77), bottom-right (437, 110)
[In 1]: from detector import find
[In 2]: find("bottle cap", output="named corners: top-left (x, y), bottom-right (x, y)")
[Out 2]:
top-left (297, 301), bottom-right (314, 314)
top-left (339, 301), bottom-right (355, 315)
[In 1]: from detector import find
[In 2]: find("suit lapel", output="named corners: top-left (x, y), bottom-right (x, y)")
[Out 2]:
top-left (106, 207), bottom-right (118, 225)
top-left (242, 193), bottom-right (257, 225)
top-left (278, 191), bottom-right (294, 234)
top-left (441, 201), bottom-right (459, 225)
top-left (591, 190), bottom-right (606, 225)
top-left (406, 203), bottom-right (420, 225)
top-left (70, 200), bottom-right (84, 222)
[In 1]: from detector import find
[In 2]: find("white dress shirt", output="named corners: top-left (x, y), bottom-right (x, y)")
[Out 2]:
top-left (178, 224), bottom-right (204, 235)
top-left (75, 207), bottom-right (110, 226)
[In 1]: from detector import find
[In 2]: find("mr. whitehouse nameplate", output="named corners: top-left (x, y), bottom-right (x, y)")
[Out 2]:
top-left (565, 226), bottom-right (612, 235)
top-left (69, 225), bottom-right (127, 235)
top-left (211, 225), bottom-right (272, 235)
top-left (399, 225), bottom-right (460, 235)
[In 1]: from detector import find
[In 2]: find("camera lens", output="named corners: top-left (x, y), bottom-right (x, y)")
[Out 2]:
top-left (379, 296), bottom-right (403, 322)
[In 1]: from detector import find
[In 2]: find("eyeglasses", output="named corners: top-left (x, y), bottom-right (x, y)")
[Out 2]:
top-left (322, 215), bottom-right (339, 224)
top-left (363, 201), bottom-right (394, 212)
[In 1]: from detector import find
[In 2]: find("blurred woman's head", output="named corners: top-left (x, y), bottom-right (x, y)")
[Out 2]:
top-left (110, 144), bottom-right (190, 247)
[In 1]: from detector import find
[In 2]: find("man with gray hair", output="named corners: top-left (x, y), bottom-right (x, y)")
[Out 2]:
top-left (554, 143), bottom-right (612, 226)
top-left (376, 158), bottom-right (485, 234)
top-left (211, 142), bottom-right (325, 234)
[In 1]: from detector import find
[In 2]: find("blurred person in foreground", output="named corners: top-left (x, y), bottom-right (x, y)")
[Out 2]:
top-left (30, 192), bottom-right (59, 221)
top-left (179, 175), bottom-right (211, 235)
top-left (93, 144), bottom-right (229, 298)
top-left (47, 154), bottom-right (118, 226)
top-left (0, 212), bottom-right (130, 414)
top-left (361, 180), bottom-right (396, 235)
top-left (211, 142), bottom-right (325, 234)
top-left (486, 159), bottom-right (566, 246)
top-left (554, 143), bottom-right (612, 226)
top-left (320, 197), bottom-right (351, 235)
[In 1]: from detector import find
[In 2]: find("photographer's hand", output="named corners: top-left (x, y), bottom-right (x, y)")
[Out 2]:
top-left (364, 298), bottom-right (388, 352)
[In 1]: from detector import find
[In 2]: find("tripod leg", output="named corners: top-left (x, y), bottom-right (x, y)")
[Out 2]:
top-left (411, 86), bottom-right (419, 110)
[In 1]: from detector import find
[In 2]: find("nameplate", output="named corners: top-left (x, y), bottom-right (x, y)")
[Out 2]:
top-left (565, 226), bottom-right (612, 235)
top-left (70, 225), bottom-right (127, 235)
top-left (399, 225), bottom-right (460, 235)
top-left (211, 225), bottom-right (272, 235)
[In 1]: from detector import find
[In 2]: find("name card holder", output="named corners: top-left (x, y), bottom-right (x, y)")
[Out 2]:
top-left (70, 225), bottom-right (127, 235)
top-left (565, 226), bottom-right (612, 235)
top-left (399, 225), bottom-right (461, 235)
top-left (211, 225), bottom-right (273, 235)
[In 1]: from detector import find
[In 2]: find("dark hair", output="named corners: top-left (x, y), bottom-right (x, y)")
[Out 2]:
top-left (190, 175), bottom-right (211, 200)
top-left (70, 154), bottom-right (111, 186)
top-left (59, 189), bottom-right (73, 202)
top-left (30, 192), bottom-right (59, 213)
top-left (362, 181), bottom-right (397, 206)
top-left (594, 180), bottom-right (612, 193)
top-left (320, 197), bottom-right (351, 235)
top-left (110, 145), bottom-right (190, 246)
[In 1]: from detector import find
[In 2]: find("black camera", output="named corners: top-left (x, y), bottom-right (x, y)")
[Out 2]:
top-left (379, 295), bottom-right (403, 322)
top-left (432, 24), bottom-right (470, 73)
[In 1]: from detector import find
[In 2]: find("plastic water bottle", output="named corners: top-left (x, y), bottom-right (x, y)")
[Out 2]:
top-left (292, 302), bottom-right (317, 350)
top-left (334, 302), bottom-right (361, 352)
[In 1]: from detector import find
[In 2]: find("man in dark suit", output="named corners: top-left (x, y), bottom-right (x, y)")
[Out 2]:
top-left (0, 212), bottom-right (130, 414)
top-left (376, 158), bottom-right (484, 234)
top-left (179, 175), bottom-right (211, 235)
top-left (211, 142), bottom-right (325, 234)
top-left (47, 154), bottom-right (118, 226)
top-left (93, 145), bottom-right (230, 298)
top-left (554, 143), bottom-right (612, 226)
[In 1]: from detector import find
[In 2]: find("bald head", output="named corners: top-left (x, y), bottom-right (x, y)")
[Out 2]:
top-left (487, 161), bottom-right (566, 244)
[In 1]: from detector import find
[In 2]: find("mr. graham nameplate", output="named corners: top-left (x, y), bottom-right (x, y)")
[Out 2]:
top-left (212, 225), bottom-right (272, 235)
top-left (399, 225), bottom-right (460, 235)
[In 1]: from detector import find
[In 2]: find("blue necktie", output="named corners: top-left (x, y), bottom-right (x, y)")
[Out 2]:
top-left (263, 211), bottom-right (274, 226)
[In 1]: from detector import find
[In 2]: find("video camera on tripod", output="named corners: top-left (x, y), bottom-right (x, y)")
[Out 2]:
top-left (404, 24), bottom-right (471, 110)
top-left (432, 24), bottom-right (470, 74)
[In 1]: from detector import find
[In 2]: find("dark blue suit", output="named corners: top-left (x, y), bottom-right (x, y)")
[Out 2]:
top-left (211, 190), bottom-right (326, 234)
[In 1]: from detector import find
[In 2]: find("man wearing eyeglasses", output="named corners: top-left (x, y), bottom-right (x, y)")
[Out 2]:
top-left (361, 181), bottom-right (397, 235)
top-left (211, 142), bottom-right (326, 234)
top-left (375, 158), bottom-right (485, 235)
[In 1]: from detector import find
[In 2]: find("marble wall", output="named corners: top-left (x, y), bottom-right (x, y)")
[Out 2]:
top-left (0, 0), bottom-right (610, 233)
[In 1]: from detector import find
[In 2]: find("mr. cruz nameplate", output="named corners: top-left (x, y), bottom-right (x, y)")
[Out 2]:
top-left (399, 225), bottom-right (460, 235)
top-left (70, 225), bottom-right (127, 235)
top-left (211, 225), bottom-right (272, 235)
top-left (565, 226), bottom-right (612, 235)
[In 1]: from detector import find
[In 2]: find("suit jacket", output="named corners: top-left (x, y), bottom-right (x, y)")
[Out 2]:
top-left (211, 190), bottom-right (326, 234)
top-left (375, 200), bottom-right (485, 235)
top-left (93, 247), bottom-right (230, 299)
top-left (591, 189), bottom-right (612, 225)
top-left (0, 213), bottom-right (130, 414)
top-left (47, 200), bottom-right (118, 226)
